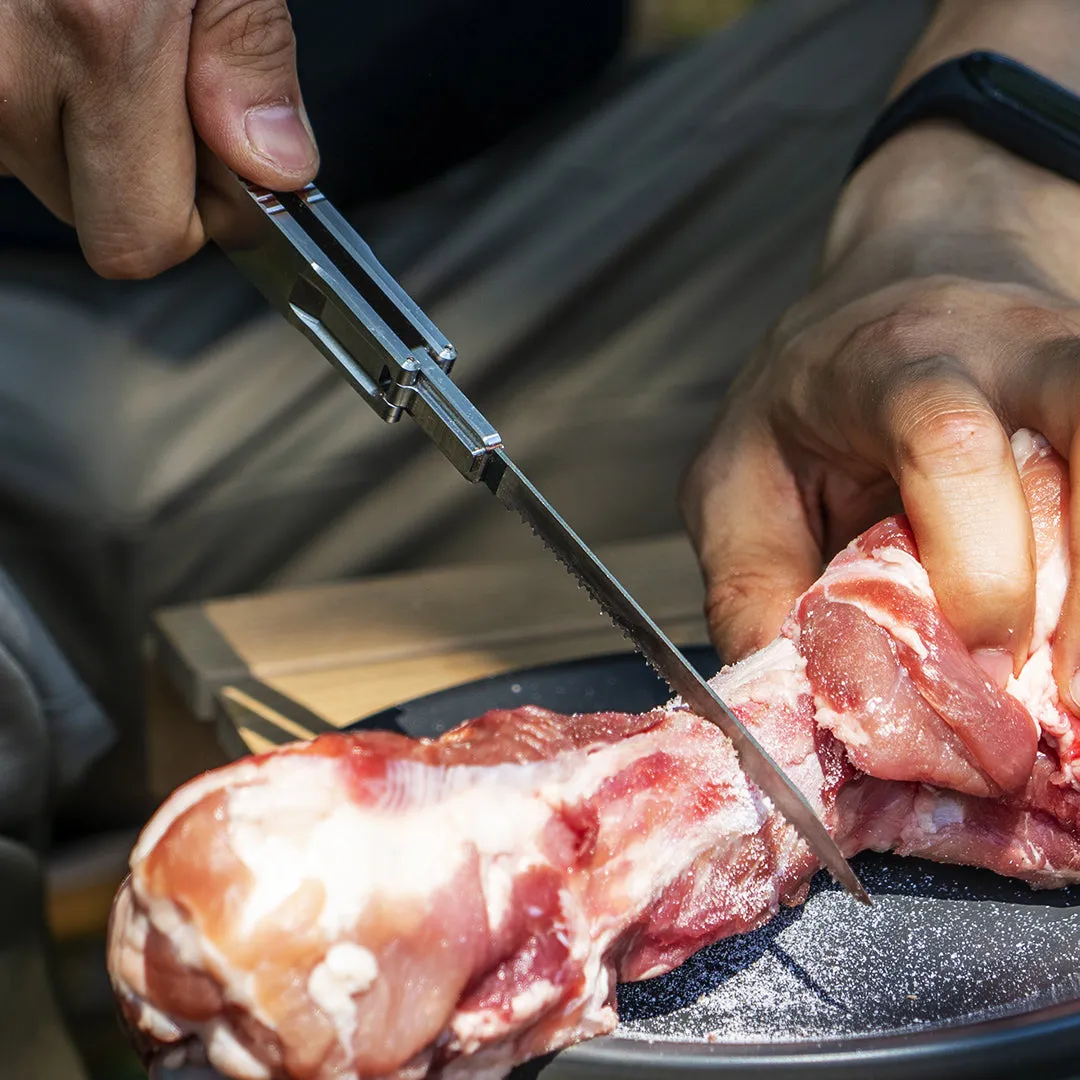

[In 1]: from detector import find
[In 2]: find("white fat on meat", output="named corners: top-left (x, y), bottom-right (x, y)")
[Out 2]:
top-left (205, 1020), bottom-right (272, 1080)
top-left (1012, 432), bottom-right (1071, 652)
top-left (821, 545), bottom-right (934, 660)
top-left (307, 942), bottom-right (380, 1056)
top-left (108, 428), bottom-right (1080, 1080)
top-left (1009, 646), bottom-right (1079, 785)
top-left (1033, 538), bottom-right (1069, 653)
top-left (1009, 646), bottom-right (1063, 737)
top-left (131, 761), bottom-right (264, 863)
top-left (713, 637), bottom-right (809, 712)
top-left (226, 755), bottom-right (555, 936)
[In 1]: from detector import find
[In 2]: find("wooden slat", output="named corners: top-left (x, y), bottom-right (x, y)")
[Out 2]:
top-left (228, 617), bottom-right (710, 750)
top-left (154, 534), bottom-right (707, 714)
top-left (148, 533), bottom-right (710, 794)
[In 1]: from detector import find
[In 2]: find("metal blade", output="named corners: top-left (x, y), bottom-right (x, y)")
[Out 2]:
top-left (483, 450), bottom-right (869, 906)
top-left (195, 157), bottom-right (865, 902)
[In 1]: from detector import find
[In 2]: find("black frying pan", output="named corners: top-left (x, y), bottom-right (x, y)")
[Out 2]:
top-left (348, 647), bottom-right (1080, 1080)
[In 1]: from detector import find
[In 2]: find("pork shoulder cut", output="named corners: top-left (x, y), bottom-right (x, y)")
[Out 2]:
top-left (107, 430), bottom-right (1080, 1080)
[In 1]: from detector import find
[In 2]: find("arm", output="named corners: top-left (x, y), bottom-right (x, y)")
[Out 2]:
top-left (681, 0), bottom-right (1080, 701)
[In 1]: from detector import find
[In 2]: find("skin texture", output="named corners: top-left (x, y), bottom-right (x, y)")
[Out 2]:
top-left (0, 0), bottom-right (319, 278)
top-left (681, 0), bottom-right (1080, 711)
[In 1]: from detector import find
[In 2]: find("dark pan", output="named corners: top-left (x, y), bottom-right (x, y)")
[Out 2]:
top-left (348, 646), bottom-right (1080, 1080)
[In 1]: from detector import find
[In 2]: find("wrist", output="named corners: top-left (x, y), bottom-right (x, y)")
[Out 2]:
top-left (821, 121), bottom-right (1080, 300)
top-left (894, 0), bottom-right (1080, 101)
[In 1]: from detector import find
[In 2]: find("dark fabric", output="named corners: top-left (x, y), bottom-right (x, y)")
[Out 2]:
top-left (0, 565), bottom-right (113, 797)
top-left (0, 0), bottom-right (629, 251)
top-left (0, 840), bottom-right (88, 1080)
top-left (0, 582), bottom-right (106, 1080)
top-left (291, 0), bottom-right (629, 205)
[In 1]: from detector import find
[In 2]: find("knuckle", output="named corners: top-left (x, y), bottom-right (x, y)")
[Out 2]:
top-left (199, 0), bottom-right (296, 65)
top-left (703, 564), bottom-right (776, 629)
top-left (896, 400), bottom-right (1006, 481)
top-left (831, 311), bottom-right (942, 415)
top-left (86, 226), bottom-right (201, 280)
top-left (834, 280), bottom-right (980, 382)
top-left (919, 278), bottom-right (982, 313)
top-left (54, 0), bottom-right (135, 63)
top-left (840, 310), bottom-right (928, 372)
top-left (1000, 299), bottom-right (1079, 340)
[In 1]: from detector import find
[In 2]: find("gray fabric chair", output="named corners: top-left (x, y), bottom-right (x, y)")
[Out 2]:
top-left (0, 569), bottom-right (112, 1080)
top-left (0, 841), bottom-right (90, 1080)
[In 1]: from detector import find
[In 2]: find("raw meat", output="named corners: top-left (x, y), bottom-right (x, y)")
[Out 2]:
top-left (108, 430), bottom-right (1080, 1080)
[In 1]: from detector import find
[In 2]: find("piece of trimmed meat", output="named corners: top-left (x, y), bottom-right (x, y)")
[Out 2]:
top-left (107, 430), bottom-right (1080, 1080)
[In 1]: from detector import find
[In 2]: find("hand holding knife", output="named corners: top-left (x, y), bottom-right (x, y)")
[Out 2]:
top-left (195, 151), bottom-right (870, 906)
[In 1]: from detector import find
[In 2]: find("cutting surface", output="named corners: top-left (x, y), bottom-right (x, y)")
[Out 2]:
top-left (616, 854), bottom-right (1080, 1043)
top-left (348, 647), bottom-right (1080, 1078)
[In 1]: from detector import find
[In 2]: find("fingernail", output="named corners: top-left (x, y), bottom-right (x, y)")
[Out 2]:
top-left (245, 103), bottom-right (317, 173)
top-left (973, 648), bottom-right (1013, 689)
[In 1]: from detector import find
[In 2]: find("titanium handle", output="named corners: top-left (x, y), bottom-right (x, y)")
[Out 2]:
top-left (197, 152), bottom-right (503, 480)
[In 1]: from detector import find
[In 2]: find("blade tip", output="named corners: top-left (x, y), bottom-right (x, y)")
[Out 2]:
top-left (843, 873), bottom-right (872, 906)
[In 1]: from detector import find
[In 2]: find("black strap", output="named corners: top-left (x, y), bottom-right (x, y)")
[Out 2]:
top-left (848, 51), bottom-right (1080, 185)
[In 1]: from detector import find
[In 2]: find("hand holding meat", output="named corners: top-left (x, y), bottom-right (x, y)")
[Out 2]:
top-left (680, 119), bottom-right (1080, 710)
top-left (107, 430), bottom-right (1080, 1080)
top-left (0, 0), bottom-right (317, 278)
top-left (682, 0), bottom-right (1080, 697)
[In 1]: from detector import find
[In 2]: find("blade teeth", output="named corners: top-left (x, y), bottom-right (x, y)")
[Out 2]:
top-left (510, 507), bottom-right (693, 713)
top-left (512, 508), bottom-right (642, 652)
top-left (510, 499), bottom-right (867, 902)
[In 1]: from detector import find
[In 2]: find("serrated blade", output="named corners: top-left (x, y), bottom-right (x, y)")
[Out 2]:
top-left (196, 159), bottom-right (865, 903)
top-left (483, 450), bottom-right (869, 905)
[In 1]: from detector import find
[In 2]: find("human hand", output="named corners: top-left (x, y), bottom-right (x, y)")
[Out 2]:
top-left (0, 0), bottom-right (318, 278)
top-left (680, 124), bottom-right (1080, 704)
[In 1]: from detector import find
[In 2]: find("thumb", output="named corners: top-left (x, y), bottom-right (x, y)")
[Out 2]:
top-left (680, 421), bottom-right (821, 662)
top-left (187, 0), bottom-right (319, 190)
